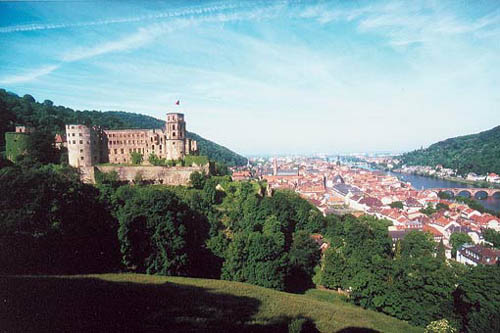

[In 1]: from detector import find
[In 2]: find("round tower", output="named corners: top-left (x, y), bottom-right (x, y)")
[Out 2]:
top-left (66, 124), bottom-right (99, 167)
top-left (166, 113), bottom-right (186, 160)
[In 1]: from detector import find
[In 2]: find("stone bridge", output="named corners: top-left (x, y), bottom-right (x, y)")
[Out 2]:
top-left (431, 188), bottom-right (500, 199)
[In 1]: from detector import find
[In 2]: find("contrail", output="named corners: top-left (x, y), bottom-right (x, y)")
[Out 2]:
top-left (0, 2), bottom-right (246, 33)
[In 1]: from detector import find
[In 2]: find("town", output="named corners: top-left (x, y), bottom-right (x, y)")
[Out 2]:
top-left (232, 157), bottom-right (500, 266)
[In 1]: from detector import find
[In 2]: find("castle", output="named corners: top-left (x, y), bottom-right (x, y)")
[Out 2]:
top-left (66, 112), bottom-right (198, 168)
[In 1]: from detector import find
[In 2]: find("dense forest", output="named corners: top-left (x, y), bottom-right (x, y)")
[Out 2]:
top-left (0, 89), bottom-right (247, 166)
top-left (400, 125), bottom-right (500, 176)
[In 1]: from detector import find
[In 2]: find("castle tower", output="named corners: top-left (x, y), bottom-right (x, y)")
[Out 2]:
top-left (166, 113), bottom-right (186, 160)
top-left (66, 124), bottom-right (100, 167)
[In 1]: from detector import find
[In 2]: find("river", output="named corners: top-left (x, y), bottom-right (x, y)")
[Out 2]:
top-left (387, 171), bottom-right (500, 213)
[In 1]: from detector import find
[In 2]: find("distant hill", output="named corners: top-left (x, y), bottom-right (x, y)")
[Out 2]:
top-left (400, 126), bottom-right (500, 176)
top-left (0, 90), bottom-right (247, 166)
top-left (1, 273), bottom-right (423, 333)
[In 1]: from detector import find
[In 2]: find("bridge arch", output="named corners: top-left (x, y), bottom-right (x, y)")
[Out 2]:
top-left (492, 191), bottom-right (500, 199)
top-left (457, 190), bottom-right (472, 198)
top-left (439, 190), bottom-right (455, 198)
top-left (474, 190), bottom-right (488, 200)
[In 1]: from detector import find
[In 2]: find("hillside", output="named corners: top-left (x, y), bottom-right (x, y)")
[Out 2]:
top-left (0, 90), bottom-right (247, 166)
top-left (0, 273), bottom-right (422, 333)
top-left (400, 125), bottom-right (500, 176)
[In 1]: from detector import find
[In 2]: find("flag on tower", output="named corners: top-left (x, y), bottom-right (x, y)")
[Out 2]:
top-left (175, 100), bottom-right (180, 105)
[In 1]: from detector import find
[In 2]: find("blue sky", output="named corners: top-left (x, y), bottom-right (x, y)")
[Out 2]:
top-left (1, 0), bottom-right (499, 155)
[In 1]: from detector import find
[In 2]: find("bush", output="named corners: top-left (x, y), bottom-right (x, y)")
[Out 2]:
top-left (288, 317), bottom-right (318, 333)
top-left (131, 152), bottom-right (143, 165)
top-left (424, 319), bottom-right (457, 333)
top-left (185, 155), bottom-right (209, 166)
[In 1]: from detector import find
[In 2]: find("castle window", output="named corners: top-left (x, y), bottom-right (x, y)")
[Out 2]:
top-left (152, 145), bottom-right (155, 150)
top-left (71, 126), bottom-right (74, 129)
top-left (160, 145), bottom-right (162, 150)
top-left (115, 158), bottom-right (117, 162)
top-left (80, 149), bottom-right (83, 153)
top-left (173, 125), bottom-right (176, 130)
top-left (72, 140), bottom-right (76, 144)
top-left (79, 140), bottom-right (83, 144)
top-left (121, 149), bottom-right (124, 154)
top-left (72, 133), bottom-right (75, 137)
top-left (87, 141), bottom-right (90, 144)
top-left (81, 156), bottom-right (84, 160)
top-left (79, 133), bottom-right (82, 137)
top-left (173, 132), bottom-right (176, 137)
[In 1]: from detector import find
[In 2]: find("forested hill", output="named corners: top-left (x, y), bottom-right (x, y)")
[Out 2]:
top-left (400, 125), bottom-right (500, 176)
top-left (0, 90), bottom-right (247, 166)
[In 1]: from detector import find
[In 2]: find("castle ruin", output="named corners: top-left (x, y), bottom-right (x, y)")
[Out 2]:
top-left (66, 112), bottom-right (198, 168)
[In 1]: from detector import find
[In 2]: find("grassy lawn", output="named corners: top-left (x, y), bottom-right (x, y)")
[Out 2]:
top-left (0, 273), bottom-right (423, 333)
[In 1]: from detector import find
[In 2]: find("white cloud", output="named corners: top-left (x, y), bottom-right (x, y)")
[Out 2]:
top-left (0, 65), bottom-right (59, 84)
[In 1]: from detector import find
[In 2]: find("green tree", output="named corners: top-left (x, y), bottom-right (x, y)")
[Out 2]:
top-left (390, 201), bottom-right (404, 209)
top-left (221, 230), bottom-right (288, 290)
top-left (438, 191), bottom-right (453, 200)
top-left (449, 232), bottom-right (472, 258)
top-left (26, 129), bottom-right (60, 164)
top-left (320, 247), bottom-right (346, 290)
top-left (130, 151), bottom-right (143, 165)
top-left (0, 164), bottom-right (120, 274)
top-left (420, 204), bottom-right (437, 216)
top-left (115, 187), bottom-right (205, 276)
top-left (386, 256), bottom-right (456, 326)
top-left (189, 171), bottom-right (206, 189)
top-left (436, 240), bottom-right (446, 262)
top-left (436, 203), bottom-right (450, 211)
top-left (454, 265), bottom-right (500, 332)
top-left (400, 231), bottom-right (435, 258)
top-left (483, 229), bottom-right (500, 248)
top-left (0, 95), bottom-right (16, 150)
top-left (285, 230), bottom-right (321, 292)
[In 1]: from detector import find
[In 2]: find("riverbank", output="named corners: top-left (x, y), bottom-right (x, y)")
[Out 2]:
top-left (389, 170), bottom-right (500, 189)
top-left (386, 171), bottom-right (500, 213)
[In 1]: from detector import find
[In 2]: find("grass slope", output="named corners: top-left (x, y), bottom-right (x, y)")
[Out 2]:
top-left (400, 125), bottom-right (500, 175)
top-left (0, 273), bottom-right (422, 333)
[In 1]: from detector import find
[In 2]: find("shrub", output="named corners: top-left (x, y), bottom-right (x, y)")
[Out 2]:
top-left (185, 155), bottom-right (209, 166)
top-left (424, 319), bottom-right (457, 333)
top-left (131, 152), bottom-right (143, 165)
top-left (288, 318), bottom-right (318, 333)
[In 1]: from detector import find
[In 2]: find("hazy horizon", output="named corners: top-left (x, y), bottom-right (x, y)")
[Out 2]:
top-left (1, 0), bottom-right (499, 155)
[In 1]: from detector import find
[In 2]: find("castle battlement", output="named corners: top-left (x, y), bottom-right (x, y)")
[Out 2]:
top-left (66, 113), bottom-right (198, 168)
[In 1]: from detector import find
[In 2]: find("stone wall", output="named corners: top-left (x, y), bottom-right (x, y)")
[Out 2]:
top-left (89, 163), bottom-right (210, 185)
